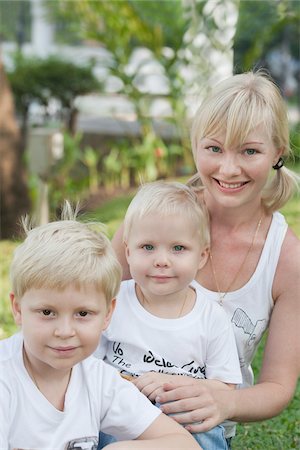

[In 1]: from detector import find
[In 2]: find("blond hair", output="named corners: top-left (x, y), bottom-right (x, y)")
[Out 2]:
top-left (123, 180), bottom-right (210, 249)
top-left (10, 202), bottom-right (122, 304)
top-left (190, 70), bottom-right (299, 212)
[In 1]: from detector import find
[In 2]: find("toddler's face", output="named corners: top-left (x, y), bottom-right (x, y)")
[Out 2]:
top-left (125, 213), bottom-right (208, 298)
top-left (10, 285), bottom-right (114, 376)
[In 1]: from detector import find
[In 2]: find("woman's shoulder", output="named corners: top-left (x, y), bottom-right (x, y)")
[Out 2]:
top-left (272, 215), bottom-right (300, 300)
top-left (278, 225), bottom-right (300, 264)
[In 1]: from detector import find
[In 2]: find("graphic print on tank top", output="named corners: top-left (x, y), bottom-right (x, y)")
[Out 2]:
top-left (231, 308), bottom-right (267, 368)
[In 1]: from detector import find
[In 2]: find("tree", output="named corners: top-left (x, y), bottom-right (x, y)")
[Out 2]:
top-left (8, 55), bottom-right (101, 146)
top-left (0, 60), bottom-right (31, 239)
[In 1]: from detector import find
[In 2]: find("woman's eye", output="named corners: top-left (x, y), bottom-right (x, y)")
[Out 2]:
top-left (208, 146), bottom-right (221, 153)
top-left (245, 148), bottom-right (257, 155)
top-left (78, 311), bottom-right (88, 317)
top-left (42, 309), bottom-right (52, 316)
top-left (173, 245), bottom-right (184, 252)
top-left (142, 244), bottom-right (154, 251)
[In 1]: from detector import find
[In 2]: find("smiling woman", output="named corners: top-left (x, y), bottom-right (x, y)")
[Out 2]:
top-left (111, 70), bottom-right (300, 448)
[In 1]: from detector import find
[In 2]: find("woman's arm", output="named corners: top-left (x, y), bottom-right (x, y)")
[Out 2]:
top-left (111, 223), bottom-right (131, 280)
top-left (156, 230), bottom-right (300, 432)
top-left (132, 372), bottom-right (235, 402)
top-left (106, 413), bottom-right (201, 449)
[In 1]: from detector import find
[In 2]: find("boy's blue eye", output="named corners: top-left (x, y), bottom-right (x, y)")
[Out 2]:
top-left (245, 148), bottom-right (257, 155)
top-left (143, 244), bottom-right (154, 251)
top-left (173, 245), bottom-right (184, 252)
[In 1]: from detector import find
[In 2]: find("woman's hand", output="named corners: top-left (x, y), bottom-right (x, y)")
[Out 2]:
top-left (132, 372), bottom-right (176, 401)
top-left (156, 381), bottom-right (233, 433)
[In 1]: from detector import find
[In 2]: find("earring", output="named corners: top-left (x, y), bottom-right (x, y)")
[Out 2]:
top-left (272, 157), bottom-right (284, 170)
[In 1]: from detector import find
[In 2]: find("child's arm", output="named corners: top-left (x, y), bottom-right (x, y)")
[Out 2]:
top-left (132, 372), bottom-right (236, 402)
top-left (105, 412), bottom-right (201, 449)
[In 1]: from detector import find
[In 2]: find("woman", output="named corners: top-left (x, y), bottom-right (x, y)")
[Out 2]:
top-left (112, 71), bottom-right (300, 445)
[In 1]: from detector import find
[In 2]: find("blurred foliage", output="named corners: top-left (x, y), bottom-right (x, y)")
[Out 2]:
top-left (40, 130), bottom-right (185, 212)
top-left (45, 0), bottom-right (230, 175)
top-left (290, 123), bottom-right (300, 161)
top-left (2, 0), bottom-right (299, 232)
top-left (0, 0), bottom-right (31, 44)
top-left (7, 55), bottom-right (101, 133)
top-left (47, 132), bottom-right (88, 211)
top-left (234, 0), bottom-right (300, 72)
top-left (47, 0), bottom-right (186, 56)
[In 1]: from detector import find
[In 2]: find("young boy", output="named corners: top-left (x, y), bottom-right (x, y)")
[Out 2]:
top-left (96, 181), bottom-right (242, 450)
top-left (0, 203), bottom-right (200, 450)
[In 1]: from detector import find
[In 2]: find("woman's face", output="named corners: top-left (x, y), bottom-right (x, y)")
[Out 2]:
top-left (195, 124), bottom-right (282, 210)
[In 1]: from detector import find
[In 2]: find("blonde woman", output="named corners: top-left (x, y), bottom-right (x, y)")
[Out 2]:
top-left (112, 71), bottom-right (300, 447)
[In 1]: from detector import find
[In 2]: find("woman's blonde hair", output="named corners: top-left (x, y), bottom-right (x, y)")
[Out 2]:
top-left (10, 202), bottom-right (122, 304)
top-left (190, 70), bottom-right (299, 212)
top-left (123, 180), bottom-right (210, 249)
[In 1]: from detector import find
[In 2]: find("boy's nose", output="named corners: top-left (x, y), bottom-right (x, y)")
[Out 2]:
top-left (154, 251), bottom-right (170, 267)
top-left (54, 317), bottom-right (75, 338)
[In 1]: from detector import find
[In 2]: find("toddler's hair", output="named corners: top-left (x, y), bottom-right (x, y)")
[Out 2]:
top-left (10, 202), bottom-right (122, 304)
top-left (123, 180), bottom-right (210, 248)
top-left (190, 70), bottom-right (299, 212)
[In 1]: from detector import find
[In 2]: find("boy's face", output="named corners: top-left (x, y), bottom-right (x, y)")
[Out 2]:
top-left (125, 213), bottom-right (208, 297)
top-left (10, 285), bottom-right (115, 375)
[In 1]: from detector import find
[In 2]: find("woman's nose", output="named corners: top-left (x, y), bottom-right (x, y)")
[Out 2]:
top-left (219, 154), bottom-right (242, 177)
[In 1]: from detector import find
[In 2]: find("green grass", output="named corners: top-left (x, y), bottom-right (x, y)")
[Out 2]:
top-left (0, 192), bottom-right (299, 449)
top-left (82, 193), bottom-right (134, 238)
top-left (234, 335), bottom-right (300, 449)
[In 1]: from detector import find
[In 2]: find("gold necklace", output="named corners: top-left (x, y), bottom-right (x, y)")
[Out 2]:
top-left (138, 286), bottom-right (190, 318)
top-left (209, 216), bottom-right (263, 306)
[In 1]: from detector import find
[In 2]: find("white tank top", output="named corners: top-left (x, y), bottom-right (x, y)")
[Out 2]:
top-left (193, 211), bottom-right (288, 386)
top-left (192, 212), bottom-right (288, 437)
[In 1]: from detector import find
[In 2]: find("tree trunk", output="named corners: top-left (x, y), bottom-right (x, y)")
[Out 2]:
top-left (0, 60), bottom-right (31, 239)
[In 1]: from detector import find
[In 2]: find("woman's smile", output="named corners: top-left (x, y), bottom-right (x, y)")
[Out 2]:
top-left (213, 178), bottom-right (250, 191)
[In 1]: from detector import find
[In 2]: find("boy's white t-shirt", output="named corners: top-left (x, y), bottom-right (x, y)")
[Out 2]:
top-left (97, 279), bottom-right (242, 384)
top-left (0, 332), bottom-right (161, 450)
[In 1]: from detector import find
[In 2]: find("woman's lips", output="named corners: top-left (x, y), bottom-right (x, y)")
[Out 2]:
top-left (214, 179), bottom-right (249, 190)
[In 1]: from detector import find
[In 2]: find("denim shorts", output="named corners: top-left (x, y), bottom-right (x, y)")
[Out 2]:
top-left (98, 425), bottom-right (229, 450)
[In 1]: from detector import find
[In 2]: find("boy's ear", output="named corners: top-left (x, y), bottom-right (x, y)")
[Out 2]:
top-left (102, 298), bottom-right (116, 331)
top-left (10, 292), bottom-right (22, 326)
top-left (198, 247), bottom-right (209, 270)
top-left (124, 242), bottom-right (130, 262)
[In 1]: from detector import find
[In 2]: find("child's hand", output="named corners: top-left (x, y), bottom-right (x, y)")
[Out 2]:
top-left (132, 372), bottom-right (175, 401)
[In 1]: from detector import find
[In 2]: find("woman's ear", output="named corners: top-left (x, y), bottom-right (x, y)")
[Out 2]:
top-left (272, 147), bottom-right (284, 166)
top-left (198, 247), bottom-right (209, 270)
top-left (10, 292), bottom-right (22, 326)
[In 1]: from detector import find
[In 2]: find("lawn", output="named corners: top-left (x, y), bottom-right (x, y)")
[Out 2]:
top-left (0, 192), bottom-right (299, 449)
